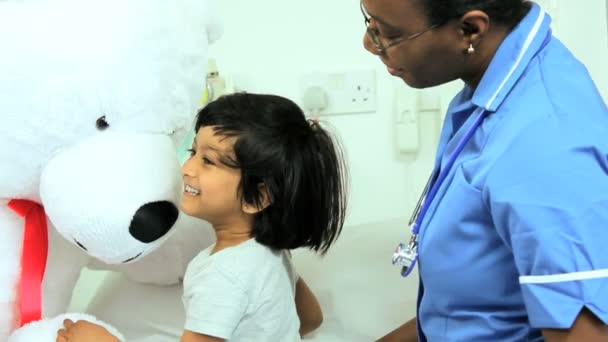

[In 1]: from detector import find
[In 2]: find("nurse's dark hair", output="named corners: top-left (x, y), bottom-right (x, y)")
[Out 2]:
top-left (194, 92), bottom-right (348, 254)
top-left (420, 0), bottom-right (529, 28)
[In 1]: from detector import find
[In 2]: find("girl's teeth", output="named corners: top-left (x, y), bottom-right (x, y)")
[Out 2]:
top-left (185, 185), bottom-right (200, 195)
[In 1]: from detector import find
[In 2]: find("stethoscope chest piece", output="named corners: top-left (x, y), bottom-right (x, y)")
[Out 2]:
top-left (392, 235), bottom-right (418, 277)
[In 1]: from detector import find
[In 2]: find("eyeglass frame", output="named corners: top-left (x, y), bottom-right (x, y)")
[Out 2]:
top-left (360, 0), bottom-right (444, 53)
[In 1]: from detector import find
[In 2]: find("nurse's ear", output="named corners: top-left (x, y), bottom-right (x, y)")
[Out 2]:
top-left (457, 10), bottom-right (490, 54)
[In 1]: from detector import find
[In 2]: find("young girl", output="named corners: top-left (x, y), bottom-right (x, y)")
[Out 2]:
top-left (56, 93), bottom-right (348, 342)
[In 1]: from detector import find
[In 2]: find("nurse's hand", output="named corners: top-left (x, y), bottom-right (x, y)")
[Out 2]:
top-left (376, 317), bottom-right (418, 342)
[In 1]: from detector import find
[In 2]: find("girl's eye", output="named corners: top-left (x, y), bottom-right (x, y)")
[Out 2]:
top-left (187, 148), bottom-right (196, 157)
top-left (203, 157), bottom-right (215, 165)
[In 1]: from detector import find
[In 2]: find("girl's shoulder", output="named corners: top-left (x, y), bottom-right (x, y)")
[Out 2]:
top-left (214, 239), bottom-right (283, 274)
top-left (186, 239), bottom-right (283, 284)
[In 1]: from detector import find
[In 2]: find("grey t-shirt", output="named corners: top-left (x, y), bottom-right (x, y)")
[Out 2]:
top-left (182, 238), bottom-right (300, 341)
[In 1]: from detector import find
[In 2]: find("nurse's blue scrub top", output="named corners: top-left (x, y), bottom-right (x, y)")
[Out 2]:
top-left (416, 3), bottom-right (608, 341)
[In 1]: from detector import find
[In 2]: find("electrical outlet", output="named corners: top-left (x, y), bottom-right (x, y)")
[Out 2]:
top-left (299, 69), bottom-right (377, 116)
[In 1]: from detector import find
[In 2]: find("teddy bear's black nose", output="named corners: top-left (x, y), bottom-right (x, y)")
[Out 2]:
top-left (129, 201), bottom-right (179, 243)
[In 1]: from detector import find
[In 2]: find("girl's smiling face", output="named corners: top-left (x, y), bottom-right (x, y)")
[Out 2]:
top-left (180, 126), bottom-right (244, 225)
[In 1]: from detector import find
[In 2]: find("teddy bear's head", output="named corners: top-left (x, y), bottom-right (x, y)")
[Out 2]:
top-left (0, 0), bottom-right (221, 264)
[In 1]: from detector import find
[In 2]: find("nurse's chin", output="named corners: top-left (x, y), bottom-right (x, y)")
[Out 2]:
top-left (398, 73), bottom-right (440, 90)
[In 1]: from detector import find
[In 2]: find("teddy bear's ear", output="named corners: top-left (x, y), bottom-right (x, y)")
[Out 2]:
top-left (183, 0), bottom-right (224, 45)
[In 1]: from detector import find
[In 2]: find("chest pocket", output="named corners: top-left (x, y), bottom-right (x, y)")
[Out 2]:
top-left (418, 165), bottom-right (520, 309)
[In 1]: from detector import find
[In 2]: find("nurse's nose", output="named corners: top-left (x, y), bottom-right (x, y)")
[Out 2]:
top-left (363, 32), bottom-right (380, 56)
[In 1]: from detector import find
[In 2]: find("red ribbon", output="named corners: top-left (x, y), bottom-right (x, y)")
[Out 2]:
top-left (7, 199), bottom-right (49, 327)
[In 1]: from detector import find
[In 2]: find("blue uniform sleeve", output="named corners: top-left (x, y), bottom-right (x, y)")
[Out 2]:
top-left (486, 118), bottom-right (608, 329)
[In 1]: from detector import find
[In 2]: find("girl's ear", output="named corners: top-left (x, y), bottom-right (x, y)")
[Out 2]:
top-left (242, 183), bottom-right (271, 214)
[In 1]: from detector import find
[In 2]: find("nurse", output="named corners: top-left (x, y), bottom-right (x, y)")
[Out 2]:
top-left (360, 0), bottom-right (608, 341)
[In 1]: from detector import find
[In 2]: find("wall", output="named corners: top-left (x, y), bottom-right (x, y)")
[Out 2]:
top-left (208, 0), bottom-right (608, 228)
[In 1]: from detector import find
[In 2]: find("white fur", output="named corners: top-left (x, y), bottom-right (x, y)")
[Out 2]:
top-left (7, 313), bottom-right (124, 342)
top-left (1, 0), bottom-right (221, 340)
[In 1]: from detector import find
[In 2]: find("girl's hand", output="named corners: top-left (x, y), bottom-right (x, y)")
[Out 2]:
top-left (56, 319), bottom-right (120, 342)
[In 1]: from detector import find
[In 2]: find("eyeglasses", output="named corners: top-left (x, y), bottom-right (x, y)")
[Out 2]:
top-left (360, 0), bottom-right (441, 53)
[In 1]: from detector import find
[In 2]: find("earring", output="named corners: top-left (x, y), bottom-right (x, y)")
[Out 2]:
top-left (467, 43), bottom-right (475, 54)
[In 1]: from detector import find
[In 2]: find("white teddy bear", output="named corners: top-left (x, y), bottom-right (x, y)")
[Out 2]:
top-left (0, 0), bottom-right (221, 340)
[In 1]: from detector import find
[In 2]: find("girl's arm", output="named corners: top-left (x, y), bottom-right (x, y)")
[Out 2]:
top-left (295, 277), bottom-right (323, 336)
top-left (55, 319), bottom-right (227, 342)
top-left (56, 320), bottom-right (120, 342)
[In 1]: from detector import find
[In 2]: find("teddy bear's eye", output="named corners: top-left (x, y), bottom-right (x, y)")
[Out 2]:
top-left (96, 116), bottom-right (109, 130)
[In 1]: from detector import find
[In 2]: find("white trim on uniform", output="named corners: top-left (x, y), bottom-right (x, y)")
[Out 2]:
top-left (519, 269), bottom-right (608, 284)
top-left (485, 9), bottom-right (546, 109)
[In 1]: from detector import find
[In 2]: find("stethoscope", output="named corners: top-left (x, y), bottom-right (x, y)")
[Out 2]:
top-left (392, 107), bottom-right (489, 277)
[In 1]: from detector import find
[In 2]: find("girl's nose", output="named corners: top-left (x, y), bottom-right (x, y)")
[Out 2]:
top-left (181, 158), bottom-right (194, 177)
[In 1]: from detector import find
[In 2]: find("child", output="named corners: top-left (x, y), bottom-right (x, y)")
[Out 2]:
top-left (56, 93), bottom-right (349, 342)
